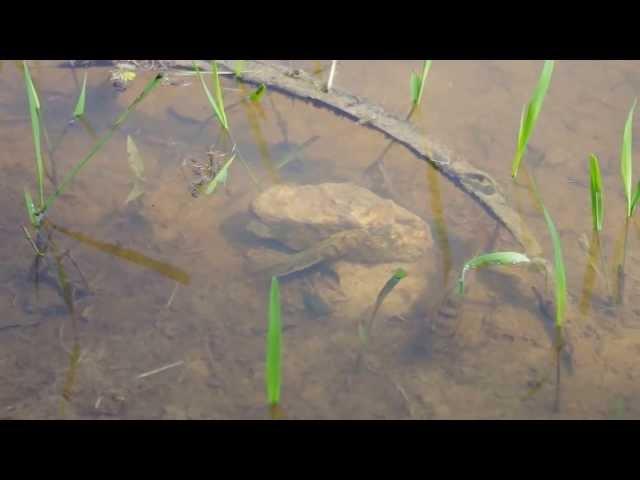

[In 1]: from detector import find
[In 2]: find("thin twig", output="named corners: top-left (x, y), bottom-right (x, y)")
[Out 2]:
top-left (136, 360), bottom-right (184, 379)
top-left (166, 282), bottom-right (179, 309)
top-left (324, 61), bottom-right (337, 92)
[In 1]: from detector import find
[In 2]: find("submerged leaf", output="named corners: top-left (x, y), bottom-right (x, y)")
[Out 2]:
top-left (126, 135), bottom-right (145, 180)
top-left (124, 179), bottom-right (145, 205)
top-left (360, 268), bottom-right (408, 344)
top-left (458, 251), bottom-right (531, 295)
top-left (204, 154), bottom-right (235, 195)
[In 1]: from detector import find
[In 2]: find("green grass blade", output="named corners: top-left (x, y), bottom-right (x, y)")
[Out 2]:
top-left (73, 71), bottom-right (88, 118)
top-left (266, 276), bottom-right (282, 406)
top-left (589, 154), bottom-right (604, 231)
top-left (417, 60), bottom-right (432, 105)
top-left (23, 188), bottom-right (38, 227)
top-left (211, 61), bottom-right (229, 129)
top-left (631, 180), bottom-right (640, 215)
top-left (23, 61), bottom-right (45, 209)
top-left (410, 60), bottom-right (432, 107)
top-left (42, 74), bottom-right (163, 213)
top-left (204, 154), bottom-right (235, 195)
top-left (512, 60), bottom-right (555, 179)
top-left (410, 72), bottom-right (421, 105)
top-left (541, 205), bottom-right (567, 330)
top-left (234, 60), bottom-right (246, 79)
top-left (621, 98), bottom-right (637, 217)
top-left (249, 84), bottom-right (267, 103)
top-left (194, 62), bottom-right (228, 131)
top-left (457, 251), bottom-right (531, 295)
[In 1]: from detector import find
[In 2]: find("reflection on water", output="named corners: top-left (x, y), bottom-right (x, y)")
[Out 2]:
top-left (2, 60), bottom-right (640, 419)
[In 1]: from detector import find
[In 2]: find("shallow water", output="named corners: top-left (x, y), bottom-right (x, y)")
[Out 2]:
top-left (1, 60), bottom-right (640, 419)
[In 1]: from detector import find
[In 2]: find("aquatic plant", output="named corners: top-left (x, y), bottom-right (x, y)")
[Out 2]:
top-left (73, 71), bottom-right (88, 119)
top-left (194, 60), bottom-right (229, 131)
top-left (512, 60), bottom-right (555, 179)
top-left (42, 74), bottom-right (162, 213)
top-left (204, 152), bottom-right (236, 195)
top-left (23, 61), bottom-right (45, 211)
top-left (266, 276), bottom-right (282, 409)
top-left (410, 60), bottom-right (432, 108)
top-left (620, 98), bottom-right (640, 217)
top-left (589, 154), bottom-right (604, 232)
top-left (249, 84), bottom-right (267, 103)
top-left (541, 204), bottom-right (567, 336)
top-left (457, 252), bottom-right (532, 295)
top-left (359, 268), bottom-right (407, 344)
top-left (22, 63), bottom-right (163, 228)
top-left (234, 60), bottom-right (246, 79)
top-left (125, 135), bottom-right (145, 204)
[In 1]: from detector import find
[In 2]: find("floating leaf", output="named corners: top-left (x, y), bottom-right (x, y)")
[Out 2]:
top-left (73, 71), bottom-right (88, 118)
top-left (458, 252), bottom-right (531, 295)
top-left (266, 276), bottom-right (282, 407)
top-left (204, 154), bottom-right (235, 195)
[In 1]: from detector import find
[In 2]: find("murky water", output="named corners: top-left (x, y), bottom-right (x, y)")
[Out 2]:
top-left (2, 60), bottom-right (640, 419)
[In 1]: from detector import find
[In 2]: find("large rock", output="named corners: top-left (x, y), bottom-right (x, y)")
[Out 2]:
top-left (246, 182), bottom-right (434, 323)
top-left (249, 182), bottom-right (432, 263)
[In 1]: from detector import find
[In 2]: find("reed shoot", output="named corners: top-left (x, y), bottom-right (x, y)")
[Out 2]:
top-left (194, 61), bottom-right (229, 131)
top-left (73, 71), bottom-right (88, 119)
top-left (589, 154), bottom-right (604, 232)
top-left (621, 98), bottom-right (638, 217)
top-left (23, 61), bottom-right (45, 210)
top-left (512, 60), bottom-right (555, 179)
top-left (266, 276), bottom-right (282, 409)
top-left (410, 60), bottom-right (432, 107)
